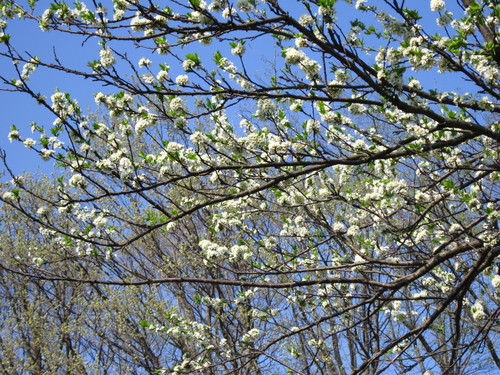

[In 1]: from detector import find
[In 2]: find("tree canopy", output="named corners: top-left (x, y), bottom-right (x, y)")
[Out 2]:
top-left (0, 0), bottom-right (499, 374)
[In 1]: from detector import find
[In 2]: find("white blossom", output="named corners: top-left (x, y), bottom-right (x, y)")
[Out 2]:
top-left (430, 0), bottom-right (445, 12)
top-left (119, 157), bottom-right (134, 179)
top-left (138, 57), bottom-right (152, 67)
top-left (170, 97), bottom-right (186, 112)
top-left (2, 191), bottom-right (17, 202)
top-left (437, 10), bottom-right (453, 26)
top-left (222, 7), bottom-right (236, 18)
top-left (40, 148), bottom-right (55, 160)
top-left (23, 138), bottom-right (36, 148)
top-left (355, 0), bottom-right (367, 9)
top-left (156, 70), bottom-right (169, 82)
top-left (492, 275), bottom-right (500, 289)
top-left (299, 14), bottom-right (314, 27)
top-left (236, 0), bottom-right (254, 12)
top-left (8, 130), bottom-right (19, 142)
top-left (347, 225), bottom-right (361, 237)
top-left (471, 300), bottom-right (485, 321)
top-left (175, 74), bottom-right (189, 85)
top-left (69, 173), bottom-right (87, 188)
top-left (99, 48), bottom-right (116, 68)
top-left (231, 43), bottom-right (246, 56)
top-left (284, 48), bottom-right (306, 65)
top-left (182, 59), bottom-right (197, 71)
top-left (241, 328), bottom-right (260, 344)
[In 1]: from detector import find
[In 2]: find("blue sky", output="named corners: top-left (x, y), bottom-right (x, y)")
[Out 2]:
top-left (0, 0), bottom-right (470, 178)
top-left (0, 10), bottom-right (106, 177)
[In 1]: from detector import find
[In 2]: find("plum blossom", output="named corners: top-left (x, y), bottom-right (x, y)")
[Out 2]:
top-left (2, 191), bottom-right (17, 202)
top-left (299, 14), bottom-right (314, 27)
top-left (8, 130), bottom-right (19, 142)
top-left (231, 43), bottom-right (246, 56)
top-left (170, 97), bottom-right (186, 112)
top-left (156, 70), bottom-right (169, 82)
top-left (241, 328), bottom-right (260, 344)
top-left (23, 138), bottom-right (36, 148)
top-left (99, 48), bottom-right (116, 68)
top-left (430, 0), bottom-right (445, 12)
top-left (284, 48), bottom-right (306, 65)
top-left (69, 174), bottom-right (87, 188)
top-left (138, 57), bottom-right (152, 67)
top-left (236, 0), bottom-right (254, 12)
top-left (492, 275), bottom-right (500, 289)
top-left (175, 75), bottom-right (189, 85)
top-left (471, 300), bottom-right (485, 321)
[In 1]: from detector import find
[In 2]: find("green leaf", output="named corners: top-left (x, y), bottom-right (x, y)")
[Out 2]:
top-left (0, 34), bottom-right (11, 43)
top-left (318, 0), bottom-right (336, 7)
top-left (403, 8), bottom-right (421, 20)
top-left (350, 19), bottom-right (366, 29)
top-left (213, 51), bottom-right (223, 65)
top-left (467, 1), bottom-right (481, 15)
top-left (185, 52), bottom-right (200, 63)
top-left (442, 180), bottom-right (455, 189)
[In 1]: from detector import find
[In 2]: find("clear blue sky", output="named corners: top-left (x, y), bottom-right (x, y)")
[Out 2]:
top-left (0, 12), bottom-right (107, 177)
top-left (0, 0), bottom-right (468, 178)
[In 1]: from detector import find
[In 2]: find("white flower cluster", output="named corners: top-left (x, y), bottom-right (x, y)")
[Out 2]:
top-left (21, 58), bottom-right (39, 80)
top-left (156, 69), bottom-right (169, 82)
top-left (51, 91), bottom-right (78, 119)
top-left (388, 300), bottom-right (408, 322)
top-left (229, 244), bottom-right (251, 261)
top-left (255, 98), bottom-right (275, 120)
top-left (135, 116), bottom-right (155, 134)
top-left (2, 191), bottom-right (17, 202)
top-left (182, 59), bottom-right (197, 72)
top-left (23, 138), bottom-right (36, 148)
top-left (377, 11), bottom-right (410, 38)
top-left (118, 157), bottom-right (134, 179)
top-left (99, 48), bottom-right (116, 68)
top-left (469, 54), bottom-right (499, 83)
top-left (241, 328), bottom-right (260, 344)
top-left (236, 0), bottom-right (254, 12)
top-left (211, 210), bottom-right (244, 231)
top-left (267, 133), bottom-right (291, 155)
top-left (284, 48), bottom-right (306, 65)
top-left (231, 43), bottom-right (246, 56)
top-left (347, 225), bottom-right (361, 237)
top-left (8, 129), bottom-right (19, 142)
top-left (189, 11), bottom-right (213, 25)
top-left (112, 0), bottom-right (129, 20)
top-left (175, 74), bottom-right (189, 85)
top-left (280, 216), bottom-right (309, 237)
top-left (170, 97), bottom-right (186, 113)
top-left (138, 57), bottom-right (152, 67)
top-left (130, 13), bottom-right (150, 32)
top-left (299, 14), bottom-right (314, 27)
top-left (471, 300), bottom-right (485, 321)
top-left (199, 239), bottom-right (228, 262)
top-left (437, 11), bottom-right (453, 26)
top-left (430, 0), bottom-right (445, 12)
top-left (492, 275), bottom-right (500, 289)
top-left (208, 0), bottom-right (227, 12)
top-left (69, 173), bottom-right (87, 188)
top-left (283, 47), bottom-right (321, 80)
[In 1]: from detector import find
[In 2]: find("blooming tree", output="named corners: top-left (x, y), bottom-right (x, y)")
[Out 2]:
top-left (0, 0), bottom-right (499, 373)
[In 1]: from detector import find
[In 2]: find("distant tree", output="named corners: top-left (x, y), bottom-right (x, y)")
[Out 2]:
top-left (0, 0), bottom-right (499, 374)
